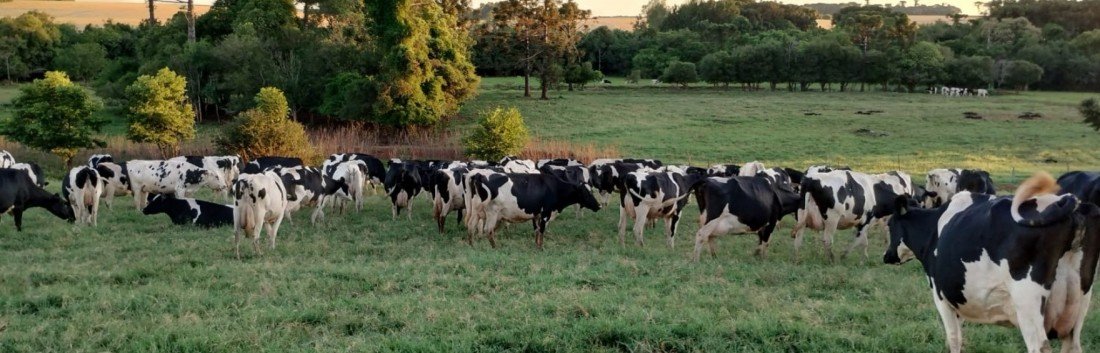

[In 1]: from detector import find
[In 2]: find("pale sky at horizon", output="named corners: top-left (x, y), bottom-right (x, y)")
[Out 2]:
top-left (470, 0), bottom-right (984, 17)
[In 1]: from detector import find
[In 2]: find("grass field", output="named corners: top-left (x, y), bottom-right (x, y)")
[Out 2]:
top-left (3, 80), bottom-right (1100, 352)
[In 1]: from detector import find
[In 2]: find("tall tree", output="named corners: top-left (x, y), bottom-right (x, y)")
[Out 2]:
top-left (1, 72), bottom-right (105, 167)
top-left (126, 67), bottom-right (196, 158)
top-left (493, 0), bottom-right (589, 99)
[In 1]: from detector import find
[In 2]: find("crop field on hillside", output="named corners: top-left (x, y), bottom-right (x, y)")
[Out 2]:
top-left (2, 81), bottom-right (1100, 352)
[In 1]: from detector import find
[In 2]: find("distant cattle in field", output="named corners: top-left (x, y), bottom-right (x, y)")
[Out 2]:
top-left (87, 154), bottom-right (113, 168)
top-left (791, 170), bottom-right (913, 261)
top-left (62, 166), bottom-right (104, 226)
top-left (94, 162), bottom-right (130, 209)
top-left (1057, 171), bottom-right (1100, 205)
top-left (885, 173), bottom-right (1100, 353)
top-left (126, 160), bottom-right (228, 209)
top-left (168, 155), bottom-right (241, 196)
top-left (143, 194), bottom-right (235, 228)
top-left (6, 162), bottom-right (46, 187)
top-left (232, 172), bottom-right (288, 259)
top-left (467, 172), bottom-right (600, 248)
top-left (975, 88), bottom-right (989, 97)
top-left (692, 175), bottom-right (801, 261)
top-left (240, 156), bottom-right (303, 174)
top-left (384, 159), bottom-right (423, 219)
top-left (0, 169), bottom-right (73, 231)
top-left (618, 167), bottom-right (706, 247)
top-left (0, 150), bottom-right (14, 168)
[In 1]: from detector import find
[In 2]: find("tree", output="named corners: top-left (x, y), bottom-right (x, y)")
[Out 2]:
top-left (493, 0), bottom-right (589, 99)
top-left (660, 61), bottom-right (698, 88)
top-left (698, 51), bottom-right (736, 87)
top-left (125, 67), bottom-right (196, 158)
top-left (217, 87), bottom-right (315, 162)
top-left (0, 71), bottom-right (104, 167)
top-left (1001, 59), bottom-right (1043, 91)
top-left (564, 62), bottom-right (602, 91)
top-left (631, 48), bottom-right (675, 78)
top-left (944, 55), bottom-right (993, 87)
top-left (898, 41), bottom-right (945, 92)
top-left (1082, 98), bottom-right (1100, 131)
top-left (52, 43), bottom-right (107, 81)
top-left (463, 107), bottom-right (529, 161)
top-left (0, 11), bottom-right (63, 80)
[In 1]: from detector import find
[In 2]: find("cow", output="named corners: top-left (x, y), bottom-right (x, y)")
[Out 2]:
top-left (384, 159), bottom-right (423, 219)
top-left (126, 160), bottom-right (228, 210)
top-left (462, 167), bottom-right (505, 233)
top-left (692, 175), bottom-right (802, 261)
top-left (707, 164), bottom-right (741, 177)
top-left (270, 166), bottom-right (330, 223)
top-left (500, 157), bottom-right (539, 174)
top-left (537, 158), bottom-right (583, 169)
top-left (232, 172), bottom-right (288, 259)
top-left (0, 150), bottom-right (14, 168)
top-left (0, 169), bottom-right (73, 231)
top-left (94, 162), bottom-right (130, 209)
top-left (790, 170), bottom-right (913, 262)
top-left (240, 156), bottom-right (303, 174)
top-left (1058, 171), bottom-right (1100, 206)
top-left (428, 167), bottom-right (468, 233)
top-left (62, 166), bottom-right (104, 226)
top-left (467, 172), bottom-right (601, 248)
top-left (7, 162), bottom-right (46, 187)
top-left (926, 168), bottom-right (997, 207)
top-left (618, 166), bottom-right (706, 248)
top-left (884, 172), bottom-right (1100, 353)
top-left (738, 161), bottom-right (767, 177)
top-left (142, 194), bottom-right (235, 228)
top-left (976, 88), bottom-right (989, 97)
top-left (168, 155), bottom-right (241, 197)
top-left (327, 160), bottom-right (367, 212)
top-left (590, 161), bottom-right (654, 206)
top-left (87, 154), bottom-right (113, 168)
top-left (322, 153), bottom-right (386, 193)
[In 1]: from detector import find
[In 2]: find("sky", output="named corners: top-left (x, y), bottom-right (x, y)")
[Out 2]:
top-left (470, 0), bottom-right (983, 17)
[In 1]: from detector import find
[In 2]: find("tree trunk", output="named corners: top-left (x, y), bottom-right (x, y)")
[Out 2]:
top-left (540, 76), bottom-right (549, 100)
top-left (186, 0), bottom-right (196, 43)
top-left (523, 67), bottom-right (531, 98)
top-left (146, 0), bottom-right (156, 24)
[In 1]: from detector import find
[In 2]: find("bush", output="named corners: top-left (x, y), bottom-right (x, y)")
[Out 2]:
top-left (1002, 60), bottom-right (1044, 91)
top-left (660, 61), bottom-right (698, 88)
top-left (627, 70), bottom-right (642, 84)
top-left (463, 107), bottom-right (529, 161)
top-left (1082, 98), bottom-right (1100, 131)
top-left (564, 62), bottom-right (603, 91)
top-left (216, 87), bottom-right (317, 163)
top-left (1, 71), bottom-right (105, 167)
top-left (126, 67), bottom-right (195, 158)
top-left (698, 51), bottom-right (736, 87)
top-left (52, 43), bottom-right (107, 82)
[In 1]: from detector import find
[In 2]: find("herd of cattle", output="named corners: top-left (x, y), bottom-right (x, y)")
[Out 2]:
top-left (932, 86), bottom-right (990, 97)
top-left (2, 149), bottom-right (1100, 352)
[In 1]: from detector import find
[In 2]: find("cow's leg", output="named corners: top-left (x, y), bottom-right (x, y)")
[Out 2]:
top-left (90, 197), bottom-right (100, 227)
top-left (534, 214), bottom-right (549, 250)
top-left (617, 203), bottom-right (628, 246)
top-left (1011, 283), bottom-right (1053, 353)
top-left (310, 198), bottom-right (326, 224)
top-left (693, 218), bottom-right (719, 262)
top-left (791, 220), bottom-right (807, 262)
top-left (842, 223), bottom-right (871, 261)
top-left (666, 211), bottom-right (682, 249)
top-left (483, 211), bottom-right (500, 248)
top-left (755, 222), bottom-right (776, 259)
top-left (133, 190), bottom-right (144, 210)
top-left (434, 201), bottom-right (445, 234)
top-left (234, 227), bottom-right (242, 260)
top-left (932, 294), bottom-right (963, 353)
top-left (268, 214), bottom-right (284, 250)
top-left (1061, 291), bottom-right (1091, 353)
top-left (406, 201), bottom-right (413, 221)
top-left (391, 201), bottom-right (398, 220)
top-left (822, 218), bottom-right (840, 263)
top-left (632, 205), bottom-right (650, 246)
top-left (13, 208), bottom-right (24, 232)
top-left (104, 187), bottom-right (114, 209)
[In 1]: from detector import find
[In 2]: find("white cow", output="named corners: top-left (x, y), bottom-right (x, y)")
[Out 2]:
top-left (126, 160), bottom-right (228, 209)
top-left (232, 172), bottom-right (288, 259)
top-left (62, 166), bottom-right (104, 226)
top-left (976, 88), bottom-right (989, 97)
top-left (167, 155), bottom-right (241, 200)
top-left (0, 150), bottom-right (14, 168)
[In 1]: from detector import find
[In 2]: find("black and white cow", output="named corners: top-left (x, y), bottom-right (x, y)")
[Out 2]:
top-left (270, 166), bottom-right (329, 223)
top-left (790, 170), bottom-right (913, 262)
top-left (467, 172), bottom-right (601, 248)
top-left (884, 172), bottom-right (1100, 353)
top-left (590, 161), bottom-right (653, 206)
top-left (94, 161), bottom-right (130, 209)
top-left (0, 169), bottom-right (73, 231)
top-left (87, 154), bottom-right (113, 168)
top-left (618, 166), bottom-right (706, 248)
top-left (384, 159), bottom-right (423, 219)
top-left (707, 164), bottom-right (741, 177)
top-left (324, 160), bottom-right (366, 212)
top-left (0, 150), bottom-right (14, 168)
top-left (142, 194), bottom-right (235, 228)
top-left (126, 160), bottom-right (228, 209)
top-left (925, 168), bottom-right (997, 207)
top-left (62, 166), bottom-right (103, 226)
top-left (232, 172), bottom-right (289, 259)
top-left (537, 158), bottom-right (583, 169)
top-left (428, 167), bottom-right (468, 233)
top-left (323, 153), bottom-right (386, 193)
top-left (168, 155), bottom-right (241, 196)
top-left (692, 175), bottom-right (802, 261)
top-left (240, 156), bottom-right (303, 174)
top-left (6, 162), bottom-right (46, 187)
top-left (499, 157), bottom-right (539, 174)
top-left (1058, 171), bottom-right (1100, 205)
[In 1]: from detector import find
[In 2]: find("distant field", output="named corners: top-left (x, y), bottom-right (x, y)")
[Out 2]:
top-left (0, 0), bottom-right (209, 27)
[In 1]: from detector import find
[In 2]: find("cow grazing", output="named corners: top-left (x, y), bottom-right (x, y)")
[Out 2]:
top-left (168, 155), bottom-right (241, 196)
top-left (428, 167), bottom-right (468, 233)
top-left (0, 150), bottom-right (14, 168)
top-left (232, 172), bottom-right (289, 259)
top-left (240, 156), bottom-right (303, 174)
top-left (926, 168), bottom-right (996, 207)
top-left (692, 175), bottom-right (801, 261)
top-left (791, 170), bottom-right (913, 261)
top-left (384, 160), bottom-right (423, 219)
top-left (126, 160), bottom-right (228, 209)
top-left (94, 162), bottom-right (130, 209)
top-left (62, 166), bottom-right (103, 226)
top-left (143, 194), bottom-right (235, 228)
top-left (87, 154), bottom-right (113, 168)
top-left (1058, 171), bottom-right (1100, 205)
top-left (323, 153), bottom-right (386, 192)
top-left (0, 169), bottom-right (73, 230)
top-left (7, 162), bottom-right (46, 187)
top-left (618, 167), bottom-right (706, 248)
top-left (500, 157), bottom-right (539, 174)
top-left (884, 172), bottom-right (1100, 353)
top-left (468, 173), bottom-right (601, 248)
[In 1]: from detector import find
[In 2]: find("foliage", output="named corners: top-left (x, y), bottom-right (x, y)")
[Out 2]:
top-left (698, 51), bottom-right (736, 87)
top-left (1082, 98), bottom-right (1100, 132)
top-left (563, 62), bottom-right (602, 91)
top-left (897, 41), bottom-right (944, 92)
top-left (463, 106), bottom-right (529, 161)
top-left (944, 55), bottom-right (993, 87)
top-left (0, 11), bottom-right (63, 80)
top-left (1000, 59), bottom-right (1043, 90)
top-left (125, 67), bottom-right (196, 158)
top-left (216, 87), bottom-right (315, 162)
top-left (660, 61), bottom-right (698, 88)
top-left (0, 71), bottom-right (105, 166)
top-left (51, 43), bottom-right (107, 82)
top-left (627, 69), bottom-right (642, 84)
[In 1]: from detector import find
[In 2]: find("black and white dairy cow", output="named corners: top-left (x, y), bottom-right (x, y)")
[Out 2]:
top-left (240, 156), bottom-right (303, 174)
top-left (6, 162), bottom-right (46, 187)
top-left (925, 168), bottom-right (997, 207)
top-left (590, 161), bottom-right (656, 206)
top-left (537, 158), bottom-right (583, 169)
top-left (618, 166), bottom-right (706, 248)
top-left (93, 161), bottom-right (130, 208)
top-left (62, 166), bottom-right (104, 226)
top-left (232, 172), bottom-right (289, 259)
top-left (791, 170), bottom-right (913, 261)
top-left (126, 160), bottom-right (228, 209)
top-left (143, 194), bottom-right (235, 228)
top-left (0, 169), bottom-right (73, 230)
top-left (269, 166), bottom-right (331, 223)
top-left (168, 155), bottom-right (241, 197)
top-left (87, 154), bottom-right (113, 168)
top-left (322, 160), bottom-right (366, 213)
top-left (0, 150), bottom-right (14, 168)
top-left (323, 153), bottom-right (386, 193)
top-left (428, 166), bottom-right (468, 233)
top-left (707, 164), bottom-right (741, 177)
top-left (384, 159), bottom-right (423, 219)
top-left (1057, 171), bottom-right (1100, 206)
top-left (499, 156), bottom-right (539, 174)
top-left (692, 175), bottom-right (802, 261)
top-left (885, 173), bottom-right (1100, 353)
top-left (467, 172), bottom-right (600, 248)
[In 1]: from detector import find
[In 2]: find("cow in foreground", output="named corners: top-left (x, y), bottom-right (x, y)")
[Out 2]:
top-left (791, 170), bottom-right (913, 261)
top-left (62, 166), bottom-right (103, 226)
top-left (884, 172), bottom-right (1100, 353)
top-left (143, 194), bottom-right (235, 228)
top-left (618, 167), bottom-right (705, 248)
top-left (428, 167), bottom-right (467, 233)
top-left (468, 173), bottom-right (601, 248)
top-left (1057, 171), bottom-right (1100, 206)
top-left (232, 172), bottom-right (288, 259)
top-left (0, 169), bottom-right (73, 230)
top-left (692, 175), bottom-right (801, 261)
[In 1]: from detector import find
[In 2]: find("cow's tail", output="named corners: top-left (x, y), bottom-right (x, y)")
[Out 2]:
top-left (1012, 172), bottom-right (1079, 227)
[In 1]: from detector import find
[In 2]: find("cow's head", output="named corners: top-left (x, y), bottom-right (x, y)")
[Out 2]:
top-left (574, 182), bottom-right (601, 212)
top-left (142, 194), bottom-right (171, 215)
top-left (884, 195), bottom-right (942, 265)
top-left (48, 193), bottom-right (75, 222)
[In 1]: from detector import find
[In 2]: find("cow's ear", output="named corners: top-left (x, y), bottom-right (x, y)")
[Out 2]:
top-left (925, 191), bottom-right (938, 198)
top-left (895, 195), bottom-right (911, 216)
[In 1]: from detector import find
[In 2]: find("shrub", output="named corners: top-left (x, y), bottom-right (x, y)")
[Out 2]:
top-left (463, 107), bottom-right (529, 161)
top-left (1081, 98), bottom-right (1100, 131)
top-left (125, 67), bottom-right (195, 158)
top-left (1, 71), bottom-right (105, 167)
top-left (216, 87), bottom-right (317, 163)
top-left (627, 70), bottom-right (642, 84)
top-left (1001, 60), bottom-right (1044, 91)
top-left (564, 62), bottom-right (603, 91)
top-left (660, 61), bottom-right (699, 88)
